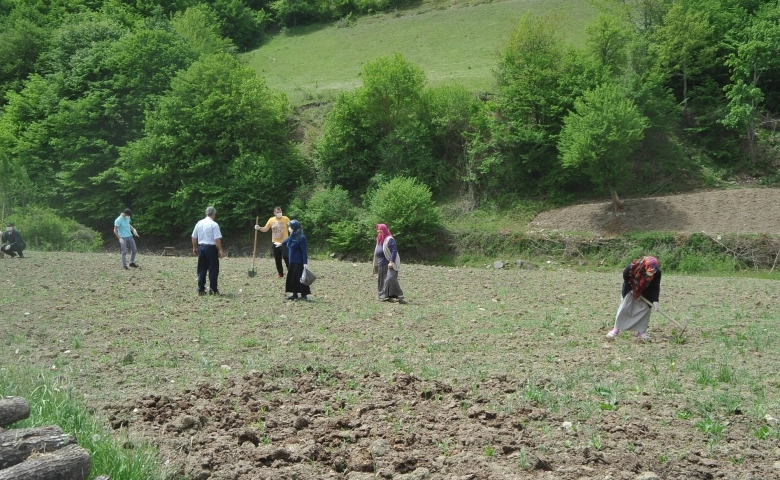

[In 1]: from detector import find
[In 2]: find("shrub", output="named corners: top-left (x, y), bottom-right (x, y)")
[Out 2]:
top-left (289, 186), bottom-right (357, 246)
top-left (366, 176), bottom-right (442, 251)
top-left (7, 205), bottom-right (103, 252)
top-left (326, 218), bottom-right (373, 256)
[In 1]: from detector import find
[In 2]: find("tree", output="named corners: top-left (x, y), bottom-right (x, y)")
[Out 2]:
top-left (171, 5), bottom-right (237, 57)
top-left (211, 0), bottom-right (267, 50)
top-left (558, 83), bottom-right (649, 212)
top-left (317, 53), bottom-right (447, 193)
top-left (0, 11), bottom-right (201, 227)
top-left (482, 13), bottom-right (599, 199)
top-left (585, 13), bottom-right (632, 75)
top-left (121, 53), bottom-right (308, 235)
top-left (721, 2), bottom-right (780, 163)
top-left (652, 2), bottom-right (717, 115)
top-left (0, 17), bottom-right (47, 104)
top-left (497, 13), bottom-right (571, 129)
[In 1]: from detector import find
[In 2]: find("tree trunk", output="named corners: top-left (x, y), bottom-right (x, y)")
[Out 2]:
top-left (609, 187), bottom-right (624, 213)
top-left (0, 397), bottom-right (30, 428)
top-left (682, 62), bottom-right (688, 115)
top-left (0, 425), bottom-right (76, 469)
top-left (0, 444), bottom-right (91, 480)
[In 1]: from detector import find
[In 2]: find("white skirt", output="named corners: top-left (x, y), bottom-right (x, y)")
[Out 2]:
top-left (614, 294), bottom-right (652, 332)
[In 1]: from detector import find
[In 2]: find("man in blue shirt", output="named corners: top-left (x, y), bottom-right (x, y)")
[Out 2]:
top-left (114, 208), bottom-right (140, 270)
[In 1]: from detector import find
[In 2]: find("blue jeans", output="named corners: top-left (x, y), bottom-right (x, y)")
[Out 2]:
top-left (197, 245), bottom-right (220, 293)
top-left (120, 236), bottom-right (137, 267)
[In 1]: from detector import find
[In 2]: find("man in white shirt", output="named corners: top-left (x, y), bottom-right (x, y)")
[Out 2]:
top-left (191, 206), bottom-right (225, 295)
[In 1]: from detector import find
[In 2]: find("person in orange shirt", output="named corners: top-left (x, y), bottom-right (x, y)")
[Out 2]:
top-left (255, 206), bottom-right (290, 278)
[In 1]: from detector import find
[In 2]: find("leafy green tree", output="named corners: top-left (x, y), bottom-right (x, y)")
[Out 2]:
top-left (585, 13), bottom-right (632, 75)
top-left (602, 0), bottom-right (670, 33)
top-left (478, 13), bottom-right (599, 200)
top-left (171, 4), bottom-right (237, 56)
top-left (360, 52), bottom-right (426, 135)
top-left (269, 0), bottom-right (315, 27)
top-left (652, 2), bottom-right (717, 115)
top-left (317, 53), bottom-right (448, 193)
top-left (211, 0), bottom-right (268, 50)
top-left (497, 13), bottom-right (571, 130)
top-left (721, 2), bottom-right (780, 163)
top-left (558, 83), bottom-right (649, 212)
top-left (422, 84), bottom-right (478, 196)
top-left (0, 74), bottom-right (63, 204)
top-left (122, 53), bottom-right (308, 235)
top-left (0, 17), bottom-right (47, 104)
top-left (0, 11), bottom-right (200, 226)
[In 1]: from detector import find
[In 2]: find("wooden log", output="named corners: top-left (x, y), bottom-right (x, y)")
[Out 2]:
top-left (0, 425), bottom-right (76, 469)
top-left (0, 397), bottom-right (30, 428)
top-left (0, 444), bottom-right (91, 480)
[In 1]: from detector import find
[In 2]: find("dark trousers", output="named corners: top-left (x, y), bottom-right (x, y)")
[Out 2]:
top-left (273, 243), bottom-right (289, 275)
top-left (1, 244), bottom-right (24, 258)
top-left (197, 245), bottom-right (219, 293)
top-left (285, 262), bottom-right (311, 297)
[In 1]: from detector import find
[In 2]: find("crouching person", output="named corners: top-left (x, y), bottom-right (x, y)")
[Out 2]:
top-left (1, 223), bottom-right (26, 258)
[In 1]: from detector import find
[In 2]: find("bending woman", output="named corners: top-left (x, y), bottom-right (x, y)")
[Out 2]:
top-left (373, 224), bottom-right (405, 303)
top-left (607, 256), bottom-right (662, 340)
top-left (282, 219), bottom-right (311, 301)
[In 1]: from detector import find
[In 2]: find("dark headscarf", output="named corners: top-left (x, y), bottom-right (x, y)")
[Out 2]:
top-left (629, 256), bottom-right (659, 300)
top-left (288, 219), bottom-right (304, 245)
top-left (376, 223), bottom-right (393, 245)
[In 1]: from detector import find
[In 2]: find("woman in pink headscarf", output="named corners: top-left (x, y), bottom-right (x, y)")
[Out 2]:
top-left (372, 224), bottom-right (405, 303)
top-left (607, 256), bottom-right (662, 340)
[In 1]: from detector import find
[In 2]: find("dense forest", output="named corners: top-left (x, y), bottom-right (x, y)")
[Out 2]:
top-left (0, 0), bottom-right (778, 250)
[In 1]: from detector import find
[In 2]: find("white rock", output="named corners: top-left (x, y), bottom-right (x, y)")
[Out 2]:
top-left (635, 473), bottom-right (661, 480)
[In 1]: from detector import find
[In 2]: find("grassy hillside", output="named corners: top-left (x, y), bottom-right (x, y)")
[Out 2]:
top-left (244, 0), bottom-right (596, 104)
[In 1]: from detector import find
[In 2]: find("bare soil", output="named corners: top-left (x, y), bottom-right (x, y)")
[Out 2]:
top-left (3, 188), bottom-right (780, 480)
top-left (529, 188), bottom-right (780, 235)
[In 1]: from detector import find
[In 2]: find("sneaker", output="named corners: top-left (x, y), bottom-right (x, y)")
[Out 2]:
top-left (636, 331), bottom-right (651, 341)
top-left (300, 296), bottom-right (308, 301)
top-left (129, 263), bottom-right (139, 268)
top-left (606, 328), bottom-right (620, 339)
top-left (398, 298), bottom-right (407, 304)
top-left (198, 291), bottom-right (206, 296)
top-left (123, 266), bottom-right (129, 270)
top-left (285, 295), bottom-right (298, 301)
top-left (209, 290), bottom-right (220, 296)
top-left (378, 295), bottom-right (389, 302)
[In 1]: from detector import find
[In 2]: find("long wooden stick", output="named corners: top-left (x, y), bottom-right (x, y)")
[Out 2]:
top-left (252, 216), bottom-right (259, 271)
top-left (639, 296), bottom-right (690, 336)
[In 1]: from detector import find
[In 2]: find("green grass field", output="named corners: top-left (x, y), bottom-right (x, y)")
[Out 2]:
top-left (244, 0), bottom-right (596, 104)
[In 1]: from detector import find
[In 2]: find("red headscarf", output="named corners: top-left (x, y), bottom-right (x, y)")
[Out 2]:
top-left (376, 224), bottom-right (392, 245)
top-left (629, 256), bottom-right (659, 299)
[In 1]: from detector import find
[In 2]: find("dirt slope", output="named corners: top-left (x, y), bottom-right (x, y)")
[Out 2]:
top-left (529, 188), bottom-right (780, 235)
